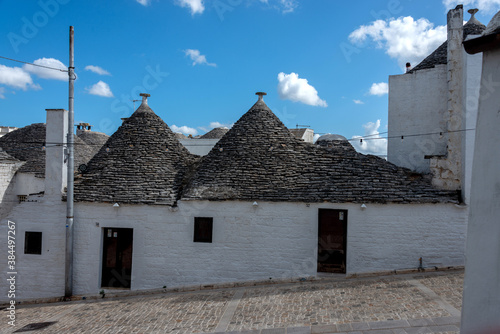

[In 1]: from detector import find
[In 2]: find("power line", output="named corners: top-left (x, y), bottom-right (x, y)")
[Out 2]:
top-left (348, 128), bottom-right (475, 142)
top-left (0, 55), bottom-right (68, 72)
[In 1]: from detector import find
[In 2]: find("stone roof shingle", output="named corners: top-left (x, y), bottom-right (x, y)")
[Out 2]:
top-left (181, 99), bottom-right (458, 204)
top-left (74, 102), bottom-right (195, 205)
top-left (410, 19), bottom-right (486, 73)
top-left (0, 123), bottom-right (101, 177)
top-left (200, 127), bottom-right (229, 139)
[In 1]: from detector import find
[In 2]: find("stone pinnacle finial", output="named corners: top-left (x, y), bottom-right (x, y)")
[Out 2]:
top-left (140, 93), bottom-right (150, 105)
top-left (468, 8), bottom-right (479, 16)
top-left (256, 92), bottom-right (267, 102)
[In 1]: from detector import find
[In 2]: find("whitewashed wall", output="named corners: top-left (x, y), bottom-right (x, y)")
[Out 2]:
top-left (461, 46), bottom-right (500, 333)
top-left (461, 48), bottom-right (482, 204)
top-left (0, 199), bottom-right (467, 302)
top-left (388, 66), bottom-right (448, 173)
top-left (179, 139), bottom-right (219, 156)
top-left (71, 201), bottom-right (466, 297)
top-left (0, 162), bottom-right (24, 220)
top-left (0, 199), bottom-right (67, 303)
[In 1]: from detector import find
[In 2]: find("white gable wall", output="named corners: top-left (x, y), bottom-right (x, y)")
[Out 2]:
top-left (388, 66), bottom-right (448, 173)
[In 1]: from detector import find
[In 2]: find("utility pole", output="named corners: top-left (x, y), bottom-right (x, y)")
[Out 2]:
top-left (65, 26), bottom-right (75, 298)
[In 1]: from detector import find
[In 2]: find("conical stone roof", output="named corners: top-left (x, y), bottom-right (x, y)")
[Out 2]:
top-left (74, 102), bottom-right (194, 205)
top-left (182, 98), bottom-right (458, 204)
top-left (410, 12), bottom-right (486, 73)
top-left (200, 127), bottom-right (229, 139)
top-left (0, 123), bottom-right (95, 176)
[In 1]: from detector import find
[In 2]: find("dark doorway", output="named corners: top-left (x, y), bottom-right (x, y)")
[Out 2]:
top-left (101, 228), bottom-right (133, 288)
top-left (318, 209), bottom-right (347, 273)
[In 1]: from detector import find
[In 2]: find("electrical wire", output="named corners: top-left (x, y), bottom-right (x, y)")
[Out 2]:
top-left (0, 55), bottom-right (68, 72)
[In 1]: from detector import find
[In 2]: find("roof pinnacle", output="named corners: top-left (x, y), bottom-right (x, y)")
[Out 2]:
top-left (140, 93), bottom-right (150, 106)
top-left (256, 92), bottom-right (267, 102)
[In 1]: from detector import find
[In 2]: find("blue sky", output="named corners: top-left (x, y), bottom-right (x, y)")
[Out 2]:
top-left (1, 0), bottom-right (499, 156)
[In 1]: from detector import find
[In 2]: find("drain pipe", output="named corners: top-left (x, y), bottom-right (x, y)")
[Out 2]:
top-left (65, 26), bottom-right (75, 298)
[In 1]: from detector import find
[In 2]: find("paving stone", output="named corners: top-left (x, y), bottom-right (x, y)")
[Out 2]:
top-left (363, 330), bottom-right (395, 334)
top-left (337, 324), bottom-right (353, 332)
top-left (427, 325), bottom-right (459, 332)
top-left (0, 271), bottom-right (464, 334)
top-left (261, 328), bottom-right (286, 334)
top-left (430, 316), bottom-right (460, 326)
top-left (312, 325), bottom-right (337, 333)
top-left (403, 327), bottom-right (434, 334)
top-left (287, 327), bottom-right (312, 334)
top-left (351, 322), bottom-right (370, 331)
top-left (407, 319), bottom-right (435, 327)
top-left (369, 320), bottom-right (410, 330)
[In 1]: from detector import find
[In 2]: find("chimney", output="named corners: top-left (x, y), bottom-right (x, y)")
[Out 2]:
top-left (140, 93), bottom-right (150, 106)
top-left (256, 92), bottom-right (267, 101)
top-left (44, 109), bottom-right (68, 199)
top-left (405, 62), bottom-right (412, 73)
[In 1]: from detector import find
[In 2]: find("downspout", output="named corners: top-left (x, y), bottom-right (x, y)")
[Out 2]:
top-left (65, 26), bottom-right (75, 298)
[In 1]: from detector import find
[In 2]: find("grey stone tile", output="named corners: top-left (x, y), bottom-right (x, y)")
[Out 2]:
top-left (337, 324), bottom-right (352, 332)
top-left (407, 319), bottom-right (435, 327)
top-left (287, 326), bottom-right (311, 334)
top-left (239, 331), bottom-right (262, 334)
top-left (428, 324), bottom-right (460, 332)
top-left (262, 328), bottom-right (286, 334)
top-left (347, 331), bottom-right (364, 334)
top-left (391, 329), bottom-right (408, 334)
top-left (311, 325), bottom-right (337, 334)
top-left (369, 320), bottom-right (410, 330)
top-left (363, 330), bottom-right (395, 334)
top-left (430, 316), bottom-right (460, 326)
top-left (351, 322), bottom-right (370, 331)
top-left (403, 327), bottom-right (433, 334)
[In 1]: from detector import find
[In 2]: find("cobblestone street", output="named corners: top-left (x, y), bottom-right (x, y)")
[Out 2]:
top-left (1, 270), bottom-right (463, 334)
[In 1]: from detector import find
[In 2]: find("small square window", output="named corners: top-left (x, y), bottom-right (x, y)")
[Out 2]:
top-left (25, 231), bottom-right (42, 255)
top-left (194, 217), bottom-right (213, 243)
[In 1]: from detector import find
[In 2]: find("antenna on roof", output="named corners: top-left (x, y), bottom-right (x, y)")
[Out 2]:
top-left (256, 92), bottom-right (267, 101)
top-left (296, 124), bottom-right (310, 128)
top-left (131, 99), bottom-right (140, 111)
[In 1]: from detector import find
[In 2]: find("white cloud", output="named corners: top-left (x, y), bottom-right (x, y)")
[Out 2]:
top-left (86, 81), bottom-right (114, 97)
top-left (369, 82), bottom-right (389, 96)
top-left (136, 0), bottom-right (150, 5)
top-left (176, 0), bottom-right (204, 15)
top-left (0, 87), bottom-right (5, 99)
top-left (353, 99), bottom-right (365, 104)
top-left (351, 119), bottom-right (388, 156)
top-left (209, 121), bottom-right (232, 129)
top-left (0, 64), bottom-right (40, 90)
top-left (85, 65), bottom-right (111, 76)
top-left (443, 0), bottom-right (500, 12)
top-left (23, 58), bottom-right (67, 81)
top-left (184, 49), bottom-right (216, 67)
top-left (171, 125), bottom-right (198, 136)
top-left (259, 0), bottom-right (298, 13)
top-left (349, 16), bottom-right (447, 69)
top-left (277, 72), bottom-right (327, 107)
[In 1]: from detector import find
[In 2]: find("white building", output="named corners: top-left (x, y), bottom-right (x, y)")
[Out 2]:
top-left (388, 6), bottom-right (485, 204)
top-left (0, 93), bottom-right (466, 303)
top-left (0, 121), bottom-right (108, 221)
top-left (461, 10), bottom-right (500, 333)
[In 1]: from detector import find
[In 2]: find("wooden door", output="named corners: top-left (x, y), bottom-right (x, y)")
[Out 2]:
top-left (101, 228), bottom-right (133, 288)
top-left (317, 209), bottom-right (347, 273)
